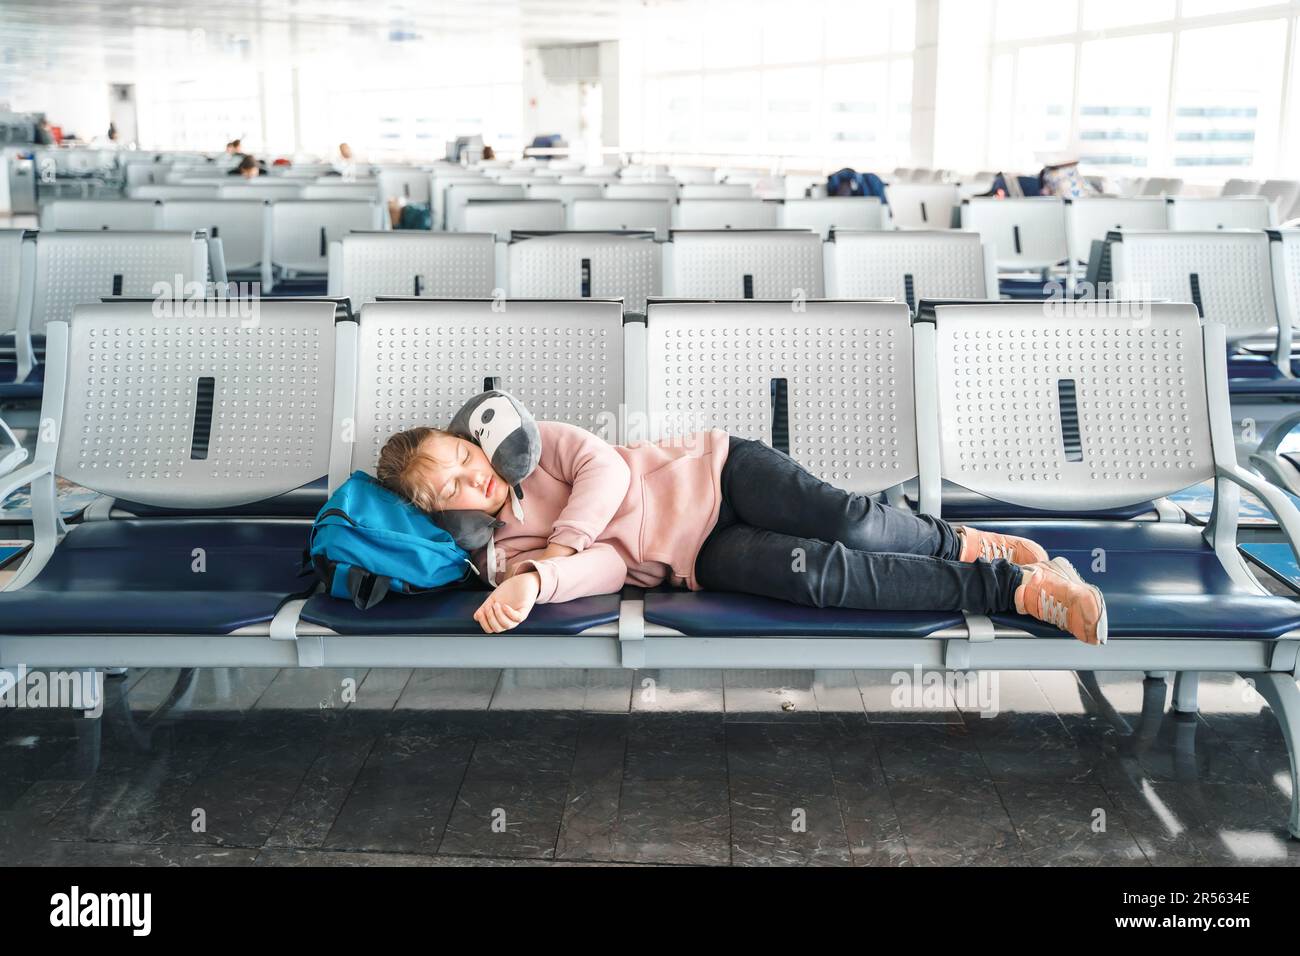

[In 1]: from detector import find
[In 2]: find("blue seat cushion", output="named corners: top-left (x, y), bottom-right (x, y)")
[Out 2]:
top-left (643, 590), bottom-right (964, 638)
top-left (299, 590), bottom-right (620, 636)
top-left (0, 519), bottom-right (314, 634)
top-left (0, 361), bottom-right (43, 400)
top-left (111, 477), bottom-right (328, 518)
top-left (970, 520), bottom-right (1300, 639)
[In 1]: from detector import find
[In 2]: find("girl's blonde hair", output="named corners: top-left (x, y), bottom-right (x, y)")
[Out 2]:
top-left (376, 426), bottom-right (455, 513)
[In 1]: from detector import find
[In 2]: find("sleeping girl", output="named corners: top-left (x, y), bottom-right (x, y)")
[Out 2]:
top-left (376, 421), bottom-right (1106, 644)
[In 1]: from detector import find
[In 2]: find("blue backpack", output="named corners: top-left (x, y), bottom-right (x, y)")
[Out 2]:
top-left (305, 471), bottom-right (475, 609)
top-left (826, 168), bottom-right (887, 200)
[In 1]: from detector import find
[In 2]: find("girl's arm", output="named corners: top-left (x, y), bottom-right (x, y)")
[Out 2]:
top-left (512, 543), bottom-right (629, 604)
top-left (537, 421), bottom-right (630, 552)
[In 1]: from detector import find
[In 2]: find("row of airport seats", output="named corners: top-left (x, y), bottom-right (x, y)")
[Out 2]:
top-left (36, 197), bottom-right (386, 290)
top-left (1, 294), bottom-right (1299, 837)
top-left (7, 223), bottom-right (1300, 401)
top-left (48, 190), bottom-right (1287, 286)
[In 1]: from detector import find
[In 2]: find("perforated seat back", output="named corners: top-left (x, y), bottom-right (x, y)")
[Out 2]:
top-left (460, 199), bottom-right (565, 238)
top-left (883, 183), bottom-right (960, 229)
top-left (642, 299), bottom-right (916, 494)
top-left (1270, 229), bottom-right (1300, 332)
top-left (667, 230), bottom-right (824, 298)
top-left (1064, 197), bottom-right (1168, 266)
top-left (271, 200), bottom-right (384, 273)
top-left (301, 184), bottom-right (382, 201)
top-left (525, 183), bottom-right (604, 204)
top-left (672, 200), bottom-right (779, 230)
top-left (1108, 230), bottom-right (1277, 341)
top-left (508, 234), bottom-right (661, 312)
top-left (335, 232), bottom-right (497, 305)
top-left (444, 184), bottom-right (525, 230)
top-left (53, 300), bottom-right (337, 507)
top-left (0, 229), bottom-right (31, 337)
top-left (930, 301), bottom-right (1212, 510)
top-left (1167, 196), bottom-right (1272, 231)
top-left (780, 198), bottom-right (884, 239)
top-left (41, 199), bottom-right (162, 232)
top-left (130, 184), bottom-right (221, 200)
top-left (1260, 180), bottom-right (1300, 221)
top-left (569, 199), bottom-right (672, 239)
top-left (31, 231), bottom-right (208, 332)
top-left (346, 299), bottom-right (624, 482)
top-left (962, 197), bottom-right (1068, 270)
top-left (679, 184), bottom-right (754, 199)
top-left (431, 174), bottom-right (489, 227)
top-left (606, 183), bottom-right (680, 202)
top-left (827, 230), bottom-right (987, 302)
top-left (162, 200), bottom-right (269, 272)
top-left (1221, 179), bottom-right (1261, 197)
top-left (218, 184), bottom-right (303, 201)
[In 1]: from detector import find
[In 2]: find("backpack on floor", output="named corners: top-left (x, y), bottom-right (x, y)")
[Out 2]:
top-left (304, 471), bottom-right (475, 609)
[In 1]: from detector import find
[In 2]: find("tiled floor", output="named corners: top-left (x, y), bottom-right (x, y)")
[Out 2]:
top-left (1, 667), bottom-right (1296, 866)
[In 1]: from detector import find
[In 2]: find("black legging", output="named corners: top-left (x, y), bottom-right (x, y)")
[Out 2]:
top-left (694, 437), bottom-right (1023, 613)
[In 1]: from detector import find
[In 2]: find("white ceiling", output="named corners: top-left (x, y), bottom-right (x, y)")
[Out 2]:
top-left (0, 0), bottom-right (640, 79)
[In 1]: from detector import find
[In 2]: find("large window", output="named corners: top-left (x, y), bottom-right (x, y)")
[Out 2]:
top-left (940, 0), bottom-right (1300, 180)
top-left (623, 0), bottom-right (916, 171)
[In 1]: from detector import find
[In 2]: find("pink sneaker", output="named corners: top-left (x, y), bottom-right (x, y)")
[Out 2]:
top-left (957, 526), bottom-right (1049, 565)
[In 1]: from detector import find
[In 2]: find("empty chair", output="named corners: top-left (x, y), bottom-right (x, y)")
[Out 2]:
top-left (0, 299), bottom-right (339, 628)
top-left (129, 184), bottom-right (221, 200)
top-left (270, 200), bottom-right (385, 277)
top-left (443, 183), bottom-right (526, 230)
top-left (1064, 197), bottom-right (1169, 270)
top-left (29, 231), bottom-right (208, 333)
top-left (161, 199), bottom-right (271, 278)
top-left (665, 230), bottom-right (824, 298)
top-left (507, 233), bottom-right (662, 313)
top-left (1106, 230), bottom-right (1281, 350)
top-left (430, 173), bottom-right (489, 228)
top-left (1141, 177), bottom-right (1183, 197)
top-left (300, 183), bottom-right (381, 201)
top-left (672, 199), bottom-right (779, 231)
top-left (0, 229), bottom-right (37, 397)
top-left (824, 230), bottom-right (993, 307)
top-left (1166, 196), bottom-right (1273, 231)
top-left (668, 166), bottom-right (717, 184)
top-left (558, 175), bottom-right (617, 186)
top-left (962, 197), bottom-right (1068, 271)
top-left (883, 183), bottom-right (961, 229)
top-left (328, 231), bottom-right (497, 306)
top-left (459, 199), bottom-right (565, 238)
top-left (779, 198), bottom-right (885, 239)
top-left (569, 198), bottom-right (672, 240)
top-left (40, 199), bottom-right (162, 231)
top-left (525, 183), bottom-right (604, 206)
top-left (1221, 179), bottom-right (1261, 197)
top-left (377, 168), bottom-right (432, 204)
top-left (1260, 180), bottom-right (1300, 223)
top-left (606, 182), bottom-right (680, 202)
top-left (218, 183), bottom-right (303, 201)
top-left (679, 183), bottom-right (754, 200)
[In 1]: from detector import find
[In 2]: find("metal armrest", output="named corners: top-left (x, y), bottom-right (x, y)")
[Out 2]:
top-left (1248, 411), bottom-right (1300, 497)
top-left (1210, 464), bottom-right (1300, 589)
top-left (0, 416), bottom-right (29, 478)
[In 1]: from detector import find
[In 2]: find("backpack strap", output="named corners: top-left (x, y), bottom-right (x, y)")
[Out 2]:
top-left (347, 566), bottom-right (391, 610)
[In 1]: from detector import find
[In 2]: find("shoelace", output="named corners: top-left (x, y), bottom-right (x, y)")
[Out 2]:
top-left (1037, 590), bottom-right (1069, 630)
top-left (980, 538), bottom-right (1013, 561)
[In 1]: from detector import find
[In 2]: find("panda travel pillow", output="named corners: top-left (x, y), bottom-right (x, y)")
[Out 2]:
top-left (429, 389), bottom-right (542, 557)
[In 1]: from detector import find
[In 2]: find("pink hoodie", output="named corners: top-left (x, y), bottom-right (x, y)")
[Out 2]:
top-left (469, 421), bottom-right (731, 603)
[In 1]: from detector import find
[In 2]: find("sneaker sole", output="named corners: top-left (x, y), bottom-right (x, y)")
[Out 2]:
top-left (1046, 558), bottom-right (1109, 646)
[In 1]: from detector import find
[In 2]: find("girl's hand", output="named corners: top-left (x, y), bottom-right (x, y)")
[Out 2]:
top-left (503, 543), bottom-right (576, 580)
top-left (474, 572), bottom-right (541, 633)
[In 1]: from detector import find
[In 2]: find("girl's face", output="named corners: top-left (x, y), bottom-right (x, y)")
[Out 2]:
top-left (417, 432), bottom-right (509, 514)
